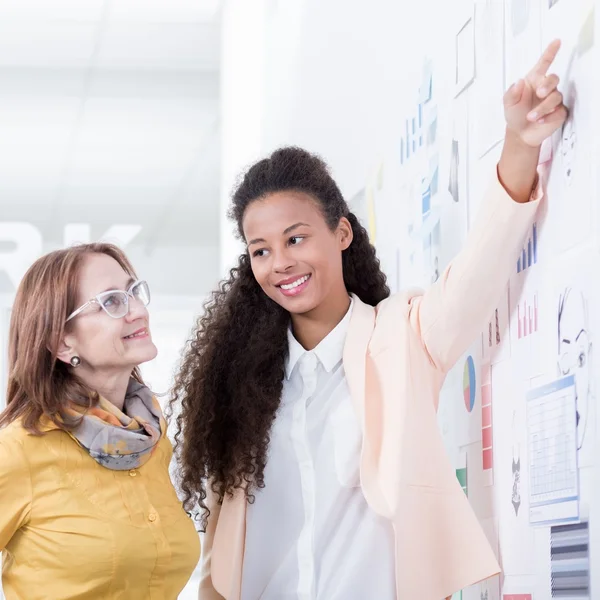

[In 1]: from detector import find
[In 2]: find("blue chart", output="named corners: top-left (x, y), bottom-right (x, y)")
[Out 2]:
top-left (421, 177), bottom-right (431, 217)
top-left (517, 222), bottom-right (537, 273)
top-left (400, 103), bottom-right (423, 165)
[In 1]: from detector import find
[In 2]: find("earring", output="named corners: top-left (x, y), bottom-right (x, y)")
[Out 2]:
top-left (70, 356), bottom-right (81, 368)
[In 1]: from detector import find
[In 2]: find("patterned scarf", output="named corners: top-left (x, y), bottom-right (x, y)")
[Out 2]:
top-left (64, 379), bottom-right (166, 470)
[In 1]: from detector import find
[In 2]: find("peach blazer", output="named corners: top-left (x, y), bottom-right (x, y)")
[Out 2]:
top-left (198, 173), bottom-right (541, 600)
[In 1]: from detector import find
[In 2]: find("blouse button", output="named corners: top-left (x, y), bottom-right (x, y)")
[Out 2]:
top-left (148, 512), bottom-right (157, 522)
top-left (129, 469), bottom-right (137, 477)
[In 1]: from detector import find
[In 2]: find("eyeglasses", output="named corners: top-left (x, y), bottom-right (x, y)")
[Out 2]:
top-left (66, 280), bottom-right (151, 322)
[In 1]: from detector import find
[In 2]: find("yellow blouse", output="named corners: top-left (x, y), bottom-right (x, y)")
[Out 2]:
top-left (0, 419), bottom-right (200, 600)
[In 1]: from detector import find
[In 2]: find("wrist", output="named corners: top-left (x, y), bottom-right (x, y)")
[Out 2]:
top-left (504, 126), bottom-right (542, 152)
top-left (499, 128), bottom-right (541, 204)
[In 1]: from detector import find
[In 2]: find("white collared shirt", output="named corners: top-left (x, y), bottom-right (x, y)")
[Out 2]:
top-left (240, 299), bottom-right (396, 600)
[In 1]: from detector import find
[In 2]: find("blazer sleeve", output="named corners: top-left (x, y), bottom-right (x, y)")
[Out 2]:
top-left (407, 169), bottom-right (542, 374)
top-left (0, 437), bottom-right (32, 551)
top-left (198, 488), bottom-right (226, 600)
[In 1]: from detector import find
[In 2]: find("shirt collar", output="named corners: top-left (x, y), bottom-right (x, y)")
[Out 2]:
top-left (285, 298), bottom-right (353, 379)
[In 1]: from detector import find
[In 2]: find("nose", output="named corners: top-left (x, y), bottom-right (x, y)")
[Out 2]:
top-left (124, 295), bottom-right (148, 322)
top-left (272, 247), bottom-right (296, 273)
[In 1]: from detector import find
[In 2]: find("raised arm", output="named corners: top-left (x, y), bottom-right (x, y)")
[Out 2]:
top-left (499, 39), bottom-right (567, 203)
top-left (409, 41), bottom-right (567, 372)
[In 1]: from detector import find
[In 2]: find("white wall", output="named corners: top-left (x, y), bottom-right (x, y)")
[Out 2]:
top-left (218, 0), bottom-right (435, 265)
top-left (219, 0), bottom-right (458, 285)
top-left (258, 0), bottom-right (431, 196)
top-left (219, 0), bottom-right (268, 273)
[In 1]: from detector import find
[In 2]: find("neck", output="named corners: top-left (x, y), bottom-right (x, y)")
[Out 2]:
top-left (291, 291), bottom-right (351, 351)
top-left (77, 368), bottom-right (133, 412)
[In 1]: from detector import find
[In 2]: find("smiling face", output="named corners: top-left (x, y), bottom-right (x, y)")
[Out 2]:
top-left (59, 253), bottom-right (157, 375)
top-left (242, 190), bottom-right (353, 317)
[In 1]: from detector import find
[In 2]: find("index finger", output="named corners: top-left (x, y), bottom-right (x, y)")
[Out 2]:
top-left (529, 39), bottom-right (561, 78)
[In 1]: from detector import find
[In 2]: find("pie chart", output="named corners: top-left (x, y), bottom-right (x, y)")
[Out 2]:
top-left (463, 355), bottom-right (476, 412)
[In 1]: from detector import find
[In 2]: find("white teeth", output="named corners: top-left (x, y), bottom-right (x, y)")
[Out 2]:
top-left (280, 275), bottom-right (309, 290)
top-left (125, 330), bottom-right (146, 339)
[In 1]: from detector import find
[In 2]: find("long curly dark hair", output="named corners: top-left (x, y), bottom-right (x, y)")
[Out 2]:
top-left (171, 147), bottom-right (390, 526)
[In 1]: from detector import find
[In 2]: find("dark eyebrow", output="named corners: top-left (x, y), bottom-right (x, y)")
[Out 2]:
top-left (283, 222), bottom-right (310, 235)
top-left (247, 222), bottom-right (310, 247)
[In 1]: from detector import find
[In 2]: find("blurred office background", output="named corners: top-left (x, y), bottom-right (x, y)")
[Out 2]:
top-left (0, 1), bottom-right (223, 596)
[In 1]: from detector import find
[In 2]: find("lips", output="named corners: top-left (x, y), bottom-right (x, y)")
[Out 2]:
top-left (277, 274), bottom-right (311, 297)
top-left (123, 328), bottom-right (148, 340)
top-left (278, 274), bottom-right (310, 290)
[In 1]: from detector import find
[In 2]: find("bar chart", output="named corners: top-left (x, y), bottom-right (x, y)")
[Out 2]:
top-left (517, 222), bottom-right (537, 273)
top-left (421, 176), bottom-right (431, 218)
top-left (481, 364), bottom-right (493, 475)
top-left (517, 292), bottom-right (538, 339)
top-left (400, 103), bottom-right (423, 165)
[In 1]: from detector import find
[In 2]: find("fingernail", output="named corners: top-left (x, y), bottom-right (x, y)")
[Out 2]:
top-left (538, 87), bottom-right (548, 97)
top-left (528, 111), bottom-right (538, 121)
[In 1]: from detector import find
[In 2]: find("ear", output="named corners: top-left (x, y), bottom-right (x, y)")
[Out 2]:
top-left (53, 334), bottom-right (77, 367)
top-left (337, 217), bottom-right (354, 251)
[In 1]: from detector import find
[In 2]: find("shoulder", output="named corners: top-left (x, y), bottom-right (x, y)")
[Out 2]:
top-left (368, 290), bottom-right (429, 355)
top-left (0, 419), bottom-right (29, 448)
top-left (375, 288), bottom-right (425, 318)
top-left (0, 420), bottom-right (31, 475)
top-left (0, 418), bottom-right (66, 468)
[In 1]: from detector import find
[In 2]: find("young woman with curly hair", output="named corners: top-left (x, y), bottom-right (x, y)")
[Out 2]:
top-left (173, 42), bottom-right (566, 600)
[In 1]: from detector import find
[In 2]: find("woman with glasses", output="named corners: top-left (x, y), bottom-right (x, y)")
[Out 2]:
top-left (0, 243), bottom-right (199, 600)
